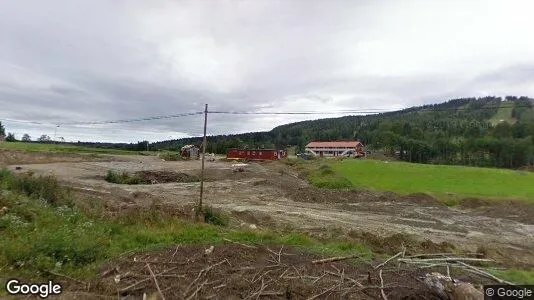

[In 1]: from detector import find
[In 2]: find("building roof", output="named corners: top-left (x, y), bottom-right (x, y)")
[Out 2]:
top-left (181, 144), bottom-right (198, 150)
top-left (228, 148), bottom-right (277, 151)
top-left (306, 141), bottom-right (362, 148)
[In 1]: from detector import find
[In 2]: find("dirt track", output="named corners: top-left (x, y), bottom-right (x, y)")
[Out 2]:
top-left (5, 153), bottom-right (534, 267)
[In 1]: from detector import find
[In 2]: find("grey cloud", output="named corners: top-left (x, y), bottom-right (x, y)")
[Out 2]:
top-left (0, 0), bottom-right (533, 142)
top-left (48, 85), bottom-right (87, 97)
top-left (471, 64), bottom-right (534, 86)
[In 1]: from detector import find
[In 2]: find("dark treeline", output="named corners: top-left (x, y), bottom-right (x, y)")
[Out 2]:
top-left (15, 140), bottom-right (153, 152)
top-left (152, 96), bottom-right (534, 169)
top-left (71, 140), bottom-right (150, 151)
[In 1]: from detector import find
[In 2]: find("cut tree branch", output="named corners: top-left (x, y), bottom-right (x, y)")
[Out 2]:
top-left (312, 254), bottom-right (363, 264)
top-left (146, 263), bottom-right (166, 300)
top-left (379, 269), bottom-right (388, 300)
top-left (375, 251), bottom-right (404, 269)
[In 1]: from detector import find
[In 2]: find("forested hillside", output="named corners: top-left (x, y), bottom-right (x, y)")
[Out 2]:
top-left (153, 96), bottom-right (534, 169)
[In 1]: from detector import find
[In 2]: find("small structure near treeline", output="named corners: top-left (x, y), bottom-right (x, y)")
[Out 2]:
top-left (180, 144), bottom-right (200, 159)
top-left (226, 148), bottom-right (288, 161)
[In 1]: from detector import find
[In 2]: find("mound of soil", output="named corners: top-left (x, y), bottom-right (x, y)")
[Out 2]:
top-left (197, 168), bottom-right (250, 181)
top-left (135, 171), bottom-right (199, 184)
top-left (458, 197), bottom-right (492, 209)
top-left (458, 198), bottom-right (534, 224)
top-left (347, 231), bottom-right (456, 255)
top-left (81, 244), bottom-right (491, 300)
top-left (402, 193), bottom-right (443, 207)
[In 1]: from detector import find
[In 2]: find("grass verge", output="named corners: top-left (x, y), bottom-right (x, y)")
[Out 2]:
top-left (489, 269), bottom-right (534, 285)
top-left (0, 169), bottom-right (370, 285)
top-left (0, 141), bottom-right (140, 155)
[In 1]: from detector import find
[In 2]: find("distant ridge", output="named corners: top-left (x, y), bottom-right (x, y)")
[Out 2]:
top-left (151, 96), bottom-right (534, 169)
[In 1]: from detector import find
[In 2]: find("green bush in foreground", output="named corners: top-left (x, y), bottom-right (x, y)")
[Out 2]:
top-left (0, 168), bottom-right (72, 207)
top-left (0, 194), bottom-right (110, 274)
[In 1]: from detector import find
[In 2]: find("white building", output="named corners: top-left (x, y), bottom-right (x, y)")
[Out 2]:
top-left (305, 141), bottom-right (365, 157)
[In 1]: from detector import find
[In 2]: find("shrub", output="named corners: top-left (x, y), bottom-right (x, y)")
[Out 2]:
top-left (300, 164), bottom-right (353, 189)
top-left (0, 190), bottom-right (110, 271)
top-left (200, 206), bottom-right (229, 226)
top-left (319, 164), bottom-right (335, 175)
top-left (159, 152), bottom-right (182, 161)
top-left (105, 170), bottom-right (143, 185)
top-left (442, 198), bottom-right (459, 206)
top-left (0, 168), bottom-right (12, 182)
top-left (0, 168), bottom-right (72, 207)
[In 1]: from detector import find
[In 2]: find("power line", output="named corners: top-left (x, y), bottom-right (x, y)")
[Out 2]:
top-left (62, 111), bottom-right (204, 126)
top-left (2, 104), bottom-right (532, 128)
top-left (1, 118), bottom-right (56, 125)
top-left (209, 109), bottom-right (392, 115)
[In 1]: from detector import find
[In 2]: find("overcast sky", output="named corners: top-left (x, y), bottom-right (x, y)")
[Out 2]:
top-left (1, 0), bottom-right (533, 143)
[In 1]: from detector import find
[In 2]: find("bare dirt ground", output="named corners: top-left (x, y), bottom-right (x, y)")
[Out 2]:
top-left (4, 151), bottom-right (533, 270)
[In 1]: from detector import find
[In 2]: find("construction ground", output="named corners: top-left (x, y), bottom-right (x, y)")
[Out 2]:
top-left (1, 149), bottom-right (533, 299)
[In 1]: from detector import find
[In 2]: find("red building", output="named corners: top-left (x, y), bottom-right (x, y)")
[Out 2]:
top-left (226, 148), bottom-right (287, 160)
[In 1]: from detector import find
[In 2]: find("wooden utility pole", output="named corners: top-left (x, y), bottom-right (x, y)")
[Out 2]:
top-left (198, 104), bottom-right (208, 219)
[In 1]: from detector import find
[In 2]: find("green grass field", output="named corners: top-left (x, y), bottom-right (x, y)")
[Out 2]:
top-left (333, 160), bottom-right (534, 203)
top-left (0, 141), bottom-right (140, 155)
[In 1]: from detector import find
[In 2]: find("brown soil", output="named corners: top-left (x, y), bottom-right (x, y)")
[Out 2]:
top-left (55, 244), bottom-right (493, 300)
top-left (458, 197), bottom-right (492, 208)
top-left (347, 231), bottom-right (456, 255)
top-left (232, 210), bottom-right (276, 228)
top-left (135, 170), bottom-right (199, 184)
top-left (458, 198), bottom-right (534, 225)
top-left (401, 193), bottom-right (443, 207)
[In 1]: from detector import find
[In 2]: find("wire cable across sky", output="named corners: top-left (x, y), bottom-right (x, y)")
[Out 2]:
top-left (62, 111), bottom-right (205, 126)
top-left (2, 104), bottom-right (532, 128)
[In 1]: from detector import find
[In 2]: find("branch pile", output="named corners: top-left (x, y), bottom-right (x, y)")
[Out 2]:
top-left (88, 244), bottom-right (508, 300)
